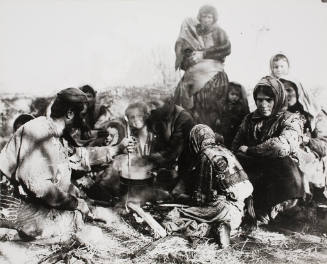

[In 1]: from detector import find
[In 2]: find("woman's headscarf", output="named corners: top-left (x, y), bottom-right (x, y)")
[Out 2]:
top-left (189, 124), bottom-right (216, 154)
top-left (253, 76), bottom-right (287, 117)
top-left (279, 76), bottom-right (321, 130)
top-left (197, 5), bottom-right (218, 23)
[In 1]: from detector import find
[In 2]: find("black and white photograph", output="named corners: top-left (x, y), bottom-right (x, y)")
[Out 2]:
top-left (0, 0), bottom-right (327, 263)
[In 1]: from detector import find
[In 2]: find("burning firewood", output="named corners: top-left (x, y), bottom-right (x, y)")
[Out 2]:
top-left (127, 202), bottom-right (167, 238)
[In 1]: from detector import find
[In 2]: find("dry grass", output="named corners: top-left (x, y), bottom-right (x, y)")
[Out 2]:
top-left (1, 205), bottom-right (327, 264)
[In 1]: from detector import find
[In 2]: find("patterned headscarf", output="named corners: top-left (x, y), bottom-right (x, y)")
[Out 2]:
top-left (253, 76), bottom-right (287, 117)
top-left (189, 124), bottom-right (216, 154)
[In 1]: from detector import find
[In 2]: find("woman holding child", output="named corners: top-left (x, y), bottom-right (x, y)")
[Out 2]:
top-left (174, 5), bottom-right (231, 129)
top-left (232, 76), bottom-right (305, 223)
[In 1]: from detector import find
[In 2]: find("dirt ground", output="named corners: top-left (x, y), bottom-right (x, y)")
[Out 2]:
top-left (1, 203), bottom-right (327, 264)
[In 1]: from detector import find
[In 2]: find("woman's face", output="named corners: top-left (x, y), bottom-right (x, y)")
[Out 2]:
top-left (255, 91), bottom-right (275, 117)
top-left (126, 108), bottom-right (145, 130)
top-left (284, 82), bottom-right (297, 107)
top-left (199, 13), bottom-right (214, 27)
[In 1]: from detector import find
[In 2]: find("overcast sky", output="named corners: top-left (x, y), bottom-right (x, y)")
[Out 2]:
top-left (0, 0), bottom-right (326, 97)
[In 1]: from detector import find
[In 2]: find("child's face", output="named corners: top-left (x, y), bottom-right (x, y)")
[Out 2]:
top-left (272, 59), bottom-right (289, 78)
top-left (228, 89), bottom-right (240, 104)
top-left (105, 127), bottom-right (119, 146)
top-left (126, 108), bottom-right (145, 130)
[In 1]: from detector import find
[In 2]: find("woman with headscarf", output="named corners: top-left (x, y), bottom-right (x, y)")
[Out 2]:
top-left (279, 77), bottom-right (327, 203)
top-left (163, 124), bottom-right (253, 248)
top-left (174, 5), bottom-right (231, 129)
top-left (232, 76), bottom-right (304, 223)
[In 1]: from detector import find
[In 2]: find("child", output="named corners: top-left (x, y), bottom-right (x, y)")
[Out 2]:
top-left (104, 121), bottom-right (125, 147)
top-left (270, 53), bottom-right (290, 79)
top-left (216, 82), bottom-right (249, 149)
top-left (88, 120), bottom-right (125, 148)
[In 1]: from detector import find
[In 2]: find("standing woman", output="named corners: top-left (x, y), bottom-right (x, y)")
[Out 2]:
top-left (232, 76), bottom-right (305, 223)
top-left (174, 5), bottom-right (231, 129)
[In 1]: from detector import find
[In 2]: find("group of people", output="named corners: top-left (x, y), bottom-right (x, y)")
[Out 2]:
top-left (0, 4), bottom-right (326, 248)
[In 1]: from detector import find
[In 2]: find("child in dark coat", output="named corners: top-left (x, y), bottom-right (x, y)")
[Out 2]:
top-left (216, 82), bottom-right (249, 149)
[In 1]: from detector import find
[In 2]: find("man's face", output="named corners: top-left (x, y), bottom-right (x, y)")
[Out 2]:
top-left (199, 13), bottom-right (214, 28)
top-left (67, 104), bottom-right (87, 131)
top-left (85, 92), bottom-right (95, 108)
top-left (256, 92), bottom-right (275, 117)
top-left (272, 59), bottom-right (289, 78)
top-left (126, 108), bottom-right (145, 130)
top-left (284, 82), bottom-right (297, 107)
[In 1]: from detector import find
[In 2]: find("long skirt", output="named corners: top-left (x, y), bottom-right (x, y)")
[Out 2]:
top-left (174, 62), bottom-right (229, 130)
top-left (236, 154), bottom-right (305, 213)
top-left (163, 195), bottom-right (243, 238)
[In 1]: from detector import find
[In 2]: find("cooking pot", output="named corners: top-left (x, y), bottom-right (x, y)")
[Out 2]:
top-left (112, 153), bottom-right (153, 180)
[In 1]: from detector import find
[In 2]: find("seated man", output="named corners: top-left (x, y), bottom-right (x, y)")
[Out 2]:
top-left (68, 85), bottom-right (113, 146)
top-left (0, 88), bottom-right (122, 240)
top-left (146, 97), bottom-right (194, 192)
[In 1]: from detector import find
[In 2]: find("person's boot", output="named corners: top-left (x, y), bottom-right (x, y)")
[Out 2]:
top-left (313, 187), bottom-right (327, 205)
top-left (216, 223), bottom-right (231, 249)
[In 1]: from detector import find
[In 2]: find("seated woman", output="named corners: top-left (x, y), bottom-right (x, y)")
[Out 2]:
top-left (232, 76), bottom-right (305, 223)
top-left (279, 77), bottom-right (327, 203)
top-left (174, 5), bottom-right (231, 129)
top-left (163, 124), bottom-right (253, 248)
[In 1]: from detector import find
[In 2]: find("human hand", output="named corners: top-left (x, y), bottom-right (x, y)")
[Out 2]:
top-left (119, 137), bottom-right (137, 153)
top-left (238, 145), bottom-right (248, 153)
